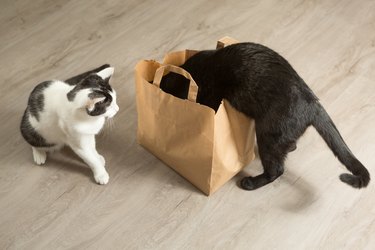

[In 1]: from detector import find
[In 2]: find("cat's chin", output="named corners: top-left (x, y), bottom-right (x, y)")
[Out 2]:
top-left (105, 110), bottom-right (118, 119)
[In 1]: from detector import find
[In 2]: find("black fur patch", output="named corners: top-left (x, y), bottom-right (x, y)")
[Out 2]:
top-left (159, 73), bottom-right (190, 100)
top-left (27, 81), bottom-right (52, 121)
top-left (20, 111), bottom-right (54, 147)
top-left (86, 90), bottom-right (113, 116)
top-left (65, 64), bottom-right (110, 85)
top-left (67, 74), bottom-right (112, 102)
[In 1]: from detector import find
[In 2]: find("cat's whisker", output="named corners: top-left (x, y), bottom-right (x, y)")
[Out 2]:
top-left (110, 118), bottom-right (116, 130)
top-left (103, 118), bottom-right (116, 138)
top-left (106, 118), bottom-right (113, 131)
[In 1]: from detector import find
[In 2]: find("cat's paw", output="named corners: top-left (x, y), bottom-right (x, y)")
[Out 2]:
top-left (240, 176), bottom-right (256, 190)
top-left (94, 171), bottom-right (109, 185)
top-left (32, 147), bottom-right (47, 165)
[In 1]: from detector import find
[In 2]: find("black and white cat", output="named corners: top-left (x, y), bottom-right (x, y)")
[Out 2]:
top-left (160, 43), bottom-right (370, 190)
top-left (20, 64), bottom-right (119, 185)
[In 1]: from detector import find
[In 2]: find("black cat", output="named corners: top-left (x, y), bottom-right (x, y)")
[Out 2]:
top-left (160, 42), bottom-right (370, 190)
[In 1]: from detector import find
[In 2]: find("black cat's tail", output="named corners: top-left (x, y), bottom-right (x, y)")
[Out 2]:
top-left (312, 103), bottom-right (370, 188)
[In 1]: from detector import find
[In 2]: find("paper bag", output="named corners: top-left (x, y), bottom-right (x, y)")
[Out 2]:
top-left (135, 37), bottom-right (256, 195)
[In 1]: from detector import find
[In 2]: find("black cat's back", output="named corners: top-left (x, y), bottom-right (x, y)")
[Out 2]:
top-left (182, 43), bottom-right (318, 119)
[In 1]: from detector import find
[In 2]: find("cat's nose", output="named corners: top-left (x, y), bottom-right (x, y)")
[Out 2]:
top-left (114, 104), bottom-right (119, 112)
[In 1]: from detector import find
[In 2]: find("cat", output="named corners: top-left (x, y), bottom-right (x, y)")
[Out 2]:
top-left (159, 42), bottom-right (370, 190)
top-left (20, 64), bottom-right (119, 185)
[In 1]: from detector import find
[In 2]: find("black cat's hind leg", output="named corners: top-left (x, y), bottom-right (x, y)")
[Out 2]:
top-left (240, 157), bottom-right (285, 190)
top-left (240, 133), bottom-right (288, 191)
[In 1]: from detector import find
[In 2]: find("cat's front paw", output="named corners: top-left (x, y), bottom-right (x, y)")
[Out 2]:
top-left (32, 147), bottom-right (47, 165)
top-left (94, 171), bottom-right (109, 185)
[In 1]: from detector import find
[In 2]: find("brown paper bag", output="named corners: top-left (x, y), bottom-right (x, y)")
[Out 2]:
top-left (135, 38), bottom-right (256, 195)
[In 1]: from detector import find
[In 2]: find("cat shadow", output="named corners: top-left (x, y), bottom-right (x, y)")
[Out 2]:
top-left (278, 171), bottom-right (317, 212)
top-left (46, 147), bottom-right (93, 181)
top-left (236, 156), bottom-right (317, 212)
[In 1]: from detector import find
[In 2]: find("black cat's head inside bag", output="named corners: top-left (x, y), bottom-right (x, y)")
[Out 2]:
top-left (159, 72), bottom-right (190, 100)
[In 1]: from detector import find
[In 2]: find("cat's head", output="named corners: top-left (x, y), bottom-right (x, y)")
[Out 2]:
top-left (67, 66), bottom-right (119, 118)
top-left (159, 72), bottom-right (190, 99)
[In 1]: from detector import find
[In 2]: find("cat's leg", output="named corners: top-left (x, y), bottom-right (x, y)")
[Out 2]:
top-left (98, 154), bottom-right (105, 166)
top-left (69, 135), bottom-right (109, 185)
top-left (32, 147), bottom-right (47, 165)
top-left (240, 132), bottom-right (288, 190)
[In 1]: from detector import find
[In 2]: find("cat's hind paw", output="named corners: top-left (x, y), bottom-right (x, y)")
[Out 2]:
top-left (240, 176), bottom-right (256, 190)
top-left (32, 147), bottom-right (47, 165)
top-left (94, 171), bottom-right (109, 185)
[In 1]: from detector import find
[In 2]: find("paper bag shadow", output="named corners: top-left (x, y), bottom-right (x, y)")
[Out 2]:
top-left (136, 145), bottom-right (206, 196)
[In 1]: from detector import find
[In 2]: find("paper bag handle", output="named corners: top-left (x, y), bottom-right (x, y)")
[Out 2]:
top-left (153, 64), bottom-right (198, 102)
top-left (217, 36), bottom-right (239, 49)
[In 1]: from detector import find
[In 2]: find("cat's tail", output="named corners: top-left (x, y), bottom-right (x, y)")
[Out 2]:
top-left (312, 103), bottom-right (370, 188)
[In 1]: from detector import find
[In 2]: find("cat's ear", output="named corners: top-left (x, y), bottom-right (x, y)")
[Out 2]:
top-left (86, 93), bottom-right (105, 112)
top-left (96, 67), bottom-right (114, 80)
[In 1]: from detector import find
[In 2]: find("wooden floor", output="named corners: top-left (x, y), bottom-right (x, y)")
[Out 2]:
top-left (1, 0), bottom-right (374, 249)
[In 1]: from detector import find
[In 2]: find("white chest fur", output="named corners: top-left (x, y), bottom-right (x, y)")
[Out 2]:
top-left (71, 116), bottom-right (105, 135)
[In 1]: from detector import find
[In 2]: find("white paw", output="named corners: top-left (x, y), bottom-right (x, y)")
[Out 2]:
top-left (32, 147), bottom-right (47, 165)
top-left (94, 171), bottom-right (109, 185)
